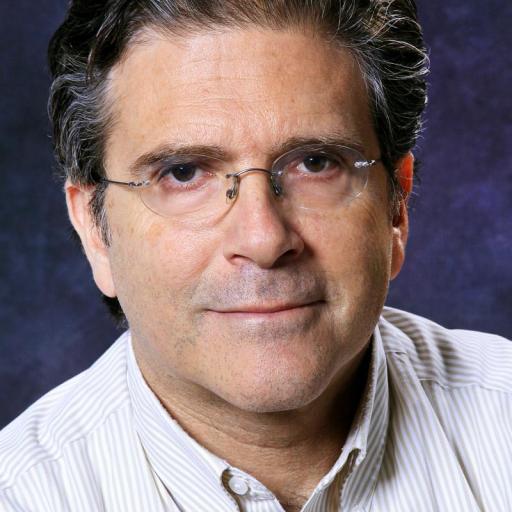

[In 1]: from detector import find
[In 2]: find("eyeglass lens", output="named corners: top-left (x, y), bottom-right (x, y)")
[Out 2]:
top-left (137, 145), bottom-right (373, 221)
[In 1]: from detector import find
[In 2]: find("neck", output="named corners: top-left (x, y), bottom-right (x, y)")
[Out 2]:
top-left (136, 344), bottom-right (371, 509)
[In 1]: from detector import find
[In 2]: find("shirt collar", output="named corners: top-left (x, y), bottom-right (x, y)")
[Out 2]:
top-left (126, 338), bottom-right (237, 512)
top-left (338, 322), bottom-right (390, 510)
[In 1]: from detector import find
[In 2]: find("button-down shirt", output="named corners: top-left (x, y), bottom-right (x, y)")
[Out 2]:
top-left (1, 307), bottom-right (511, 511)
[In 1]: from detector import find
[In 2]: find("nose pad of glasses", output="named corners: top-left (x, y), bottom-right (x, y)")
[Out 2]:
top-left (226, 178), bottom-right (239, 202)
top-left (271, 180), bottom-right (283, 197)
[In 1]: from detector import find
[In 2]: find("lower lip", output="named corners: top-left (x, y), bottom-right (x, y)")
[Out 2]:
top-left (207, 302), bottom-right (322, 321)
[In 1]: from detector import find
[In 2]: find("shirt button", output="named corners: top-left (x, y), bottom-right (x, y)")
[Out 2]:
top-left (228, 476), bottom-right (249, 496)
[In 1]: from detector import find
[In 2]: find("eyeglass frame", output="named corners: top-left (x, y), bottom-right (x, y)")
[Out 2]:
top-left (97, 143), bottom-right (381, 217)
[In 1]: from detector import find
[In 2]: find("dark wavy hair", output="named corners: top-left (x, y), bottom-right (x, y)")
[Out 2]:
top-left (48, 0), bottom-right (429, 323)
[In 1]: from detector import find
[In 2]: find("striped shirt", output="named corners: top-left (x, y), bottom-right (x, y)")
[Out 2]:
top-left (1, 307), bottom-right (511, 511)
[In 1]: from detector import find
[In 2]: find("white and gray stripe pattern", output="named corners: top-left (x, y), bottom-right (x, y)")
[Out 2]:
top-left (1, 307), bottom-right (511, 511)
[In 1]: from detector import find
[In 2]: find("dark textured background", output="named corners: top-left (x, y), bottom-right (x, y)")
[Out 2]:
top-left (1, 1), bottom-right (511, 429)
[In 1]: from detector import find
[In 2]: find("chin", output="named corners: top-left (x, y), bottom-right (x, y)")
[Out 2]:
top-left (213, 362), bottom-right (334, 414)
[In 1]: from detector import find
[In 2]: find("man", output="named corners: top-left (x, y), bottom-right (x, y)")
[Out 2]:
top-left (1, 1), bottom-right (510, 511)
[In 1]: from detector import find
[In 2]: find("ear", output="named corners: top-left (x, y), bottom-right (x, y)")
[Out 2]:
top-left (65, 180), bottom-right (117, 297)
top-left (390, 152), bottom-right (414, 280)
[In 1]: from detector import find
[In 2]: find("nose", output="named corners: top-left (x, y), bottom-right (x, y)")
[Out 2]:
top-left (222, 170), bottom-right (304, 269)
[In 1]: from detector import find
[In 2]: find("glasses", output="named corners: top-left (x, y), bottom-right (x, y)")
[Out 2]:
top-left (100, 144), bottom-right (380, 223)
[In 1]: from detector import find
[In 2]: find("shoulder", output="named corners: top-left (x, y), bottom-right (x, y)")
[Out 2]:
top-left (0, 332), bottom-right (132, 492)
top-left (379, 306), bottom-right (512, 393)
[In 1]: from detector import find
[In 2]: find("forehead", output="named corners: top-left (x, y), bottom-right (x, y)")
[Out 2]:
top-left (105, 27), bottom-right (378, 170)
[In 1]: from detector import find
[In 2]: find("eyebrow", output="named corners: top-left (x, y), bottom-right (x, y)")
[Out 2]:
top-left (128, 144), bottom-right (230, 178)
top-left (127, 133), bottom-right (367, 178)
top-left (268, 134), bottom-right (366, 160)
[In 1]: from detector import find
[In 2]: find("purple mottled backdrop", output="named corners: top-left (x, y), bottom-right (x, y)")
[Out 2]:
top-left (0, 1), bottom-right (511, 428)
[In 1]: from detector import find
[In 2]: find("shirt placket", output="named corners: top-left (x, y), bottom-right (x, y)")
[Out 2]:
top-left (223, 468), bottom-right (285, 512)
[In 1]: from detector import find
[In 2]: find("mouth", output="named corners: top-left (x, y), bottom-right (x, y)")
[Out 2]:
top-left (206, 301), bottom-right (324, 318)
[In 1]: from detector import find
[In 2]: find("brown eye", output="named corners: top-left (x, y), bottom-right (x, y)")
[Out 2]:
top-left (160, 163), bottom-right (199, 183)
top-left (301, 155), bottom-right (331, 173)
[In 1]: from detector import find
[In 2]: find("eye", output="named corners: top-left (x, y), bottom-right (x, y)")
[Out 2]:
top-left (299, 154), bottom-right (332, 173)
top-left (159, 162), bottom-right (201, 183)
top-left (295, 152), bottom-right (344, 175)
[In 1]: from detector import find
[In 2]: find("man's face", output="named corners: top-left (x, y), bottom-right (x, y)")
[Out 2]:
top-left (72, 28), bottom-right (408, 412)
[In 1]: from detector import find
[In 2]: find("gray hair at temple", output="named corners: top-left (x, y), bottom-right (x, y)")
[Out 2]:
top-left (48, 0), bottom-right (429, 320)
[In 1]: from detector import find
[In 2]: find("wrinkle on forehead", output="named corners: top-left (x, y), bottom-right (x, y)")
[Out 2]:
top-left (112, 29), bottom-right (349, 94)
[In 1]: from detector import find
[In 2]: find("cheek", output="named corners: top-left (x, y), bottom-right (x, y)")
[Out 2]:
top-left (299, 201), bottom-right (393, 301)
top-left (108, 216), bottom-right (217, 321)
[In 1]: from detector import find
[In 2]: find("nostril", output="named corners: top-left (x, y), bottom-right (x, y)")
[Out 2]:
top-left (276, 246), bottom-right (303, 266)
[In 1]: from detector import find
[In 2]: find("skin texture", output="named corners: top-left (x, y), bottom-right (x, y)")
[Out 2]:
top-left (66, 27), bottom-right (413, 511)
